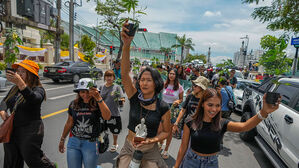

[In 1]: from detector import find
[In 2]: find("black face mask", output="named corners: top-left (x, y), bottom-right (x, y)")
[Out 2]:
top-left (137, 92), bottom-right (158, 106)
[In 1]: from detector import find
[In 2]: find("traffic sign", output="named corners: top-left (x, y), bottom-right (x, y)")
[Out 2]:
top-left (291, 37), bottom-right (299, 47)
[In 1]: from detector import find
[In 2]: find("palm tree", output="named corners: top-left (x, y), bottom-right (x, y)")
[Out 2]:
top-left (160, 47), bottom-right (172, 62)
top-left (172, 34), bottom-right (195, 64)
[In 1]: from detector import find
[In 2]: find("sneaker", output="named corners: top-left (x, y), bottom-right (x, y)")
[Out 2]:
top-left (109, 144), bottom-right (118, 152)
top-left (161, 150), bottom-right (169, 159)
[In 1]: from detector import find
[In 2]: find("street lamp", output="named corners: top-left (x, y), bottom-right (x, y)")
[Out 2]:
top-left (240, 35), bottom-right (249, 68)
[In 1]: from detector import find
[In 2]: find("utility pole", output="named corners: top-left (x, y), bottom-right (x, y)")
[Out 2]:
top-left (207, 47), bottom-right (211, 67)
top-left (95, 18), bottom-right (98, 53)
top-left (241, 35), bottom-right (249, 68)
top-left (54, 0), bottom-right (61, 64)
top-left (69, 0), bottom-right (74, 61)
top-left (65, 0), bottom-right (82, 62)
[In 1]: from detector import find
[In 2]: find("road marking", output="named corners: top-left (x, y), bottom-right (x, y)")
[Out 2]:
top-left (42, 108), bottom-right (68, 119)
top-left (45, 85), bottom-right (74, 91)
top-left (48, 93), bottom-right (76, 100)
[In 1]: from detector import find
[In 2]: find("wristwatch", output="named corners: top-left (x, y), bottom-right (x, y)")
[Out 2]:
top-left (97, 99), bottom-right (103, 103)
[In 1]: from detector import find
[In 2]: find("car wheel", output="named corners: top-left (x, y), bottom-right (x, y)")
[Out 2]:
top-left (52, 79), bottom-right (59, 83)
top-left (239, 112), bottom-right (257, 142)
top-left (72, 74), bottom-right (80, 83)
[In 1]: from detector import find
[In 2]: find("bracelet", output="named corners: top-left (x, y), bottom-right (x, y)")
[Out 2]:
top-left (257, 111), bottom-right (267, 120)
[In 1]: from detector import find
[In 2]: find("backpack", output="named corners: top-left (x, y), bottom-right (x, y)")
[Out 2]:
top-left (224, 87), bottom-right (235, 111)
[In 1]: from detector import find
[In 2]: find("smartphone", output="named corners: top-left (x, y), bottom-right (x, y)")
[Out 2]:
top-left (5, 68), bottom-right (16, 73)
top-left (134, 137), bottom-right (145, 143)
top-left (266, 92), bottom-right (280, 105)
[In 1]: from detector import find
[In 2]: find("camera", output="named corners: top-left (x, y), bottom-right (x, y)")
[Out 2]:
top-left (5, 68), bottom-right (16, 73)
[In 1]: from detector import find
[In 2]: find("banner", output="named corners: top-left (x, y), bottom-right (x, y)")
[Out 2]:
top-left (17, 45), bottom-right (47, 57)
top-left (60, 51), bottom-right (70, 60)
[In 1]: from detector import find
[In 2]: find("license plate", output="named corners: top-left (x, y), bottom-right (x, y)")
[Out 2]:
top-left (49, 69), bottom-right (56, 73)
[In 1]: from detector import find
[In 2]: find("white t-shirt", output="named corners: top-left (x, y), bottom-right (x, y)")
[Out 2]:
top-left (162, 84), bottom-right (184, 104)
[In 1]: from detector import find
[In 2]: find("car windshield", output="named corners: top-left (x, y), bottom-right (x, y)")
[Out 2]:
top-left (235, 71), bottom-right (243, 78)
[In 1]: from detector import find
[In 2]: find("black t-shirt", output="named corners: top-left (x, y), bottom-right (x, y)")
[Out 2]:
top-left (186, 119), bottom-right (230, 154)
top-left (128, 92), bottom-right (169, 138)
top-left (0, 86), bottom-right (45, 127)
top-left (68, 101), bottom-right (102, 140)
top-left (182, 94), bottom-right (200, 122)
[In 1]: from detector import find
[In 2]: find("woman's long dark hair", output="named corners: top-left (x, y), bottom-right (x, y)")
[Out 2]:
top-left (73, 93), bottom-right (98, 111)
top-left (190, 88), bottom-right (222, 131)
top-left (25, 70), bottom-right (47, 100)
top-left (164, 68), bottom-right (179, 91)
top-left (177, 65), bottom-right (185, 79)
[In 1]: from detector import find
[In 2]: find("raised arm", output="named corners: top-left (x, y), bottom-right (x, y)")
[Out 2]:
top-left (120, 21), bottom-right (137, 99)
top-left (227, 94), bottom-right (280, 132)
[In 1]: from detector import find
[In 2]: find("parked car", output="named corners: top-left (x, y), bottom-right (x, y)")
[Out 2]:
top-left (43, 61), bottom-right (103, 83)
top-left (233, 79), bottom-right (260, 112)
top-left (240, 77), bottom-right (299, 168)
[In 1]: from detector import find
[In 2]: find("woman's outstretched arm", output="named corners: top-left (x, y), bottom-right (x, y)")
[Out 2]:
top-left (120, 21), bottom-right (137, 99)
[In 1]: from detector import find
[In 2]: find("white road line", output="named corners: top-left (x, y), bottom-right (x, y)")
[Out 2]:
top-left (48, 93), bottom-right (76, 100)
top-left (45, 85), bottom-right (74, 91)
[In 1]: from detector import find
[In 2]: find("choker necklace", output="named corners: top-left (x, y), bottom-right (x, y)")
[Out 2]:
top-left (138, 92), bottom-right (158, 106)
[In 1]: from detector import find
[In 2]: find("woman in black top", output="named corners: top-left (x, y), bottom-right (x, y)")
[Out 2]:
top-left (116, 21), bottom-right (171, 168)
top-left (0, 60), bottom-right (56, 168)
top-left (58, 78), bottom-right (111, 168)
top-left (174, 88), bottom-right (280, 168)
top-left (172, 76), bottom-right (210, 134)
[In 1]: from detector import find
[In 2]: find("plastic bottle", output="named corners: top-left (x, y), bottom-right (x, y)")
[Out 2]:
top-left (129, 150), bottom-right (143, 168)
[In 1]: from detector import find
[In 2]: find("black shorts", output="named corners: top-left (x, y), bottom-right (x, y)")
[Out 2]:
top-left (106, 116), bottom-right (122, 134)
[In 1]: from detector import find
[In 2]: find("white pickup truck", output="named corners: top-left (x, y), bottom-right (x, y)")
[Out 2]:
top-left (240, 77), bottom-right (299, 168)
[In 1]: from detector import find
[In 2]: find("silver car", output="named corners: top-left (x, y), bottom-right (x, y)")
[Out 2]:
top-left (234, 79), bottom-right (260, 112)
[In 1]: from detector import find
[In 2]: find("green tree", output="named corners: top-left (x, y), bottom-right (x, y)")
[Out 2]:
top-left (92, 0), bottom-right (146, 60)
top-left (39, 20), bottom-right (56, 47)
top-left (172, 34), bottom-right (195, 64)
top-left (60, 33), bottom-right (69, 51)
top-left (259, 35), bottom-right (292, 75)
top-left (242, 0), bottom-right (299, 33)
top-left (80, 35), bottom-right (96, 52)
top-left (160, 47), bottom-right (172, 62)
top-left (3, 28), bottom-right (23, 67)
top-left (184, 53), bottom-right (207, 64)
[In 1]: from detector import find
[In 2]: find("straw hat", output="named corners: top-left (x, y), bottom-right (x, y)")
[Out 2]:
top-left (192, 76), bottom-right (210, 90)
top-left (12, 60), bottom-right (39, 78)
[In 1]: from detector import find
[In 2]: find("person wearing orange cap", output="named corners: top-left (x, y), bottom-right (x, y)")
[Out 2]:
top-left (0, 60), bottom-right (56, 168)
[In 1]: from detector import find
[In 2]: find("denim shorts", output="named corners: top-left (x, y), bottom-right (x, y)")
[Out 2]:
top-left (181, 148), bottom-right (218, 168)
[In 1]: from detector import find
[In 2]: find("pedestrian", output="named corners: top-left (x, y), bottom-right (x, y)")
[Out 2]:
top-left (99, 70), bottom-right (125, 152)
top-left (172, 76), bottom-right (210, 136)
top-left (174, 88), bottom-right (280, 168)
top-left (0, 60), bottom-right (56, 168)
top-left (190, 67), bottom-right (200, 81)
top-left (218, 76), bottom-right (234, 118)
top-left (161, 68), bottom-right (184, 159)
top-left (58, 78), bottom-right (111, 168)
top-left (228, 69), bottom-right (237, 89)
top-left (177, 65), bottom-right (186, 80)
top-left (116, 20), bottom-right (171, 168)
top-left (113, 59), bottom-right (121, 79)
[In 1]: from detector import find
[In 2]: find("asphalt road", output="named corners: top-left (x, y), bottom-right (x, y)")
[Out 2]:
top-left (0, 79), bottom-right (273, 168)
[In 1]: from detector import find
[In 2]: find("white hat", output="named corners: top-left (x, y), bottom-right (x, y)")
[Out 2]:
top-left (192, 76), bottom-right (210, 90)
top-left (73, 78), bottom-right (95, 93)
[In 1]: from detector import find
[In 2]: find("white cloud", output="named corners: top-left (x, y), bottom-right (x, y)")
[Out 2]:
top-left (203, 11), bottom-right (222, 17)
top-left (214, 23), bottom-right (230, 28)
top-left (211, 56), bottom-right (232, 65)
top-left (247, 0), bottom-right (272, 8)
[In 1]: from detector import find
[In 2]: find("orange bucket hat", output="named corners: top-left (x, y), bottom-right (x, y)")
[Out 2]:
top-left (12, 60), bottom-right (39, 78)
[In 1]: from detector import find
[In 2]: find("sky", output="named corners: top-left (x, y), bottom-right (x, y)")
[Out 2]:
top-left (60, 0), bottom-right (296, 65)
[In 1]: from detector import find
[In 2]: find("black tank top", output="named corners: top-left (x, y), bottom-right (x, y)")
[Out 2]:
top-left (127, 92), bottom-right (169, 138)
top-left (186, 119), bottom-right (230, 154)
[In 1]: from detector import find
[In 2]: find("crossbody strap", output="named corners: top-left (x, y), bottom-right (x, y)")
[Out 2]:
top-left (224, 87), bottom-right (233, 101)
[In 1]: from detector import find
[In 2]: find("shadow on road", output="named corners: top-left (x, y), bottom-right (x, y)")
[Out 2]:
top-left (245, 141), bottom-right (273, 168)
top-left (98, 151), bottom-right (119, 167)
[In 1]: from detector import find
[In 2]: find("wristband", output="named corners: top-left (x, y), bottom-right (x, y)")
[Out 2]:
top-left (257, 111), bottom-right (267, 120)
